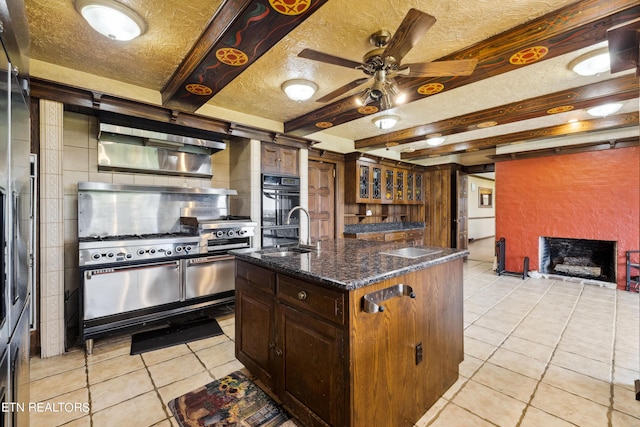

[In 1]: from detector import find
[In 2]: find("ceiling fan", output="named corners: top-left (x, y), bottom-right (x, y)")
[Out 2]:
top-left (298, 8), bottom-right (478, 110)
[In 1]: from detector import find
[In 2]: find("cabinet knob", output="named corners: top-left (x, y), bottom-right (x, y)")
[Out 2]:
top-left (275, 348), bottom-right (283, 357)
top-left (297, 291), bottom-right (307, 301)
top-left (269, 341), bottom-right (275, 349)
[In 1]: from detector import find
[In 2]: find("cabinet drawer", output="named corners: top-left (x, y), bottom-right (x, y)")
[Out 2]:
top-left (361, 233), bottom-right (385, 241)
top-left (385, 231), bottom-right (406, 241)
top-left (277, 275), bottom-right (345, 325)
top-left (236, 261), bottom-right (276, 295)
top-left (406, 230), bottom-right (424, 238)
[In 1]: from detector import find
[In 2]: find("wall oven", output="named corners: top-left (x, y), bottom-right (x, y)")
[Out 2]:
top-left (261, 174), bottom-right (300, 248)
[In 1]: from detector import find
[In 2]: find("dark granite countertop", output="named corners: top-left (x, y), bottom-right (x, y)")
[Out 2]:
top-left (231, 239), bottom-right (468, 291)
top-left (343, 222), bottom-right (425, 235)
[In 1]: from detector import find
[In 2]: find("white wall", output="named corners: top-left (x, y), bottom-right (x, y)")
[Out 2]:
top-left (467, 174), bottom-right (495, 240)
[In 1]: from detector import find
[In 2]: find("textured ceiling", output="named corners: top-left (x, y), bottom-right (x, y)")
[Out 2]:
top-left (24, 0), bottom-right (640, 166)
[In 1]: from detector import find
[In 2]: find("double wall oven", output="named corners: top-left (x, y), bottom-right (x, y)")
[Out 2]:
top-left (78, 183), bottom-right (255, 353)
top-left (261, 174), bottom-right (300, 248)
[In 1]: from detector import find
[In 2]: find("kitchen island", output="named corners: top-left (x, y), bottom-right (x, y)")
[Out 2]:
top-left (233, 239), bottom-right (468, 427)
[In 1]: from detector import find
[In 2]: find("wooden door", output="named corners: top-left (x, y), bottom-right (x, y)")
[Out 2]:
top-left (308, 161), bottom-right (335, 241)
top-left (455, 171), bottom-right (469, 251)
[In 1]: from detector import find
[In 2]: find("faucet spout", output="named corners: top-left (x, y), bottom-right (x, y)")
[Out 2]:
top-left (285, 206), bottom-right (312, 246)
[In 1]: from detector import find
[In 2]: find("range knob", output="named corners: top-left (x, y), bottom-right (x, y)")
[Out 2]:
top-left (176, 246), bottom-right (183, 252)
top-left (166, 250), bottom-right (172, 256)
top-left (185, 245), bottom-right (192, 252)
top-left (91, 253), bottom-right (101, 260)
top-left (107, 252), bottom-right (115, 258)
top-left (227, 230), bottom-right (236, 237)
top-left (125, 253), bottom-right (133, 259)
top-left (216, 230), bottom-right (225, 238)
top-left (137, 249), bottom-right (146, 256)
top-left (149, 248), bottom-right (156, 254)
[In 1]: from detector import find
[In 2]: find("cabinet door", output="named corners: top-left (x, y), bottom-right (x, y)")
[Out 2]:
top-left (275, 303), bottom-right (345, 427)
top-left (395, 168), bottom-right (406, 204)
top-left (415, 173), bottom-right (424, 203)
top-left (261, 143), bottom-right (280, 174)
top-left (235, 279), bottom-right (275, 389)
top-left (279, 146), bottom-right (299, 176)
top-left (407, 172), bottom-right (414, 203)
top-left (356, 162), bottom-right (370, 203)
top-left (371, 165), bottom-right (382, 202)
top-left (383, 167), bottom-right (394, 203)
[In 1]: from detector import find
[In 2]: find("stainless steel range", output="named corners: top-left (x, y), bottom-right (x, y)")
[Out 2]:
top-left (77, 182), bottom-right (256, 354)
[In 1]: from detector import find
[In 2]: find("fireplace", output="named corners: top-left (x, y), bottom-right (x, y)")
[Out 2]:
top-left (539, 237), bottom-right (617, 284)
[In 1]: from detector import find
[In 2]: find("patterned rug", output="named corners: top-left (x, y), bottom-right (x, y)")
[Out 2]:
top-left (168, 370), bottom-right (295, 427)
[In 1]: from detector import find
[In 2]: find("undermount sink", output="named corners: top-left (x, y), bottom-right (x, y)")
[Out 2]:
top-left (379, 247), bottom-right (442, 259)
top-left (262, 248), bottom-right (313, 257)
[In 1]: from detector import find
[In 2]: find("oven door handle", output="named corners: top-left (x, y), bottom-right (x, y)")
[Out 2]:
top-left (186, 254), bottom-right (236, 266)
top-left (85, 260), bottom-right (180, 279)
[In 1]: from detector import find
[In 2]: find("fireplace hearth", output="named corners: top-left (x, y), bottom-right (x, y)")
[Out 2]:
top-left (539, 237), bottom-right (617, 284)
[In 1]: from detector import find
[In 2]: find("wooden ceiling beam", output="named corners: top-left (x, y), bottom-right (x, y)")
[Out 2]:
top-left (401, 112), bottom-right (639, 160)
top-left (356, 73), bottom-right (639, 150)
top-left (160, 0), bottom-right (329, 113)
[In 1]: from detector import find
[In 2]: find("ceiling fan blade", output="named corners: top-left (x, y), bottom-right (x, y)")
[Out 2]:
top-left (401, 58), bottom-right (478, 77)
top-left (298, 48), bottom-right (364, 70)
top-left (316, 77), bottom-right (370, 103)
top-left (383, 9), bottom-right (436, 63)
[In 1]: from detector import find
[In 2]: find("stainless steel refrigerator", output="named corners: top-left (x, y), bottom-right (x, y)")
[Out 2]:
top-left (0, 1), bottom-right (32, 425)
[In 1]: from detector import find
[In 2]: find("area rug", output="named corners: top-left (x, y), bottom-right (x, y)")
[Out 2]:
top-left (168, 370), bottom-right (295, 427)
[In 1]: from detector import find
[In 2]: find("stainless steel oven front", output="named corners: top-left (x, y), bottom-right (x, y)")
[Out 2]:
top-left (83, 260), bottom-right (182, 320)
top-left (182, 254), bottom-right (236, 300)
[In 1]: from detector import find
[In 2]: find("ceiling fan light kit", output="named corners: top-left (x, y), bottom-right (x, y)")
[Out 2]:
top-left (281, 79), bottom-right (318, 101)
top-left (586, 102), bottom-right (623, 117)
top-left (75, 0), bottom-right (146, 41)
top-left (569, 47), bottom-right (610, 76)
top-left (373, 115), bottom-right (400, 130)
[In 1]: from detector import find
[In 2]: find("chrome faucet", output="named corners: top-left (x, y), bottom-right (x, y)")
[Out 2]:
top-left (285, 205), bottom-right (312, 247)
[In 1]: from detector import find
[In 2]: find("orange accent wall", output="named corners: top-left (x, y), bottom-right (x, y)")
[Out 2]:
top-left (495, 146), bottom-right (640, 290)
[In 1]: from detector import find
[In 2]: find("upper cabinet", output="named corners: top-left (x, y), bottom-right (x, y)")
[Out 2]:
top-left (345, 154), bottom-right (423, 205)
top-left (261, 142), bottom-right (299, 176)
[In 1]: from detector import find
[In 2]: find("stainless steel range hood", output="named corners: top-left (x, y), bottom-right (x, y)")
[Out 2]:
top-left (97, 115), bottom-right (227, 178)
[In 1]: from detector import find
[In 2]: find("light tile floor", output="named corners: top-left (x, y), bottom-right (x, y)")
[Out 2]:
top-left (30, 259), bottom-right (640, 427)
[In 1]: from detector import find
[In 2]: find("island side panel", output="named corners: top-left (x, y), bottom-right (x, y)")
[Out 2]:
top-left (348, 258), bottom-right (464, 427)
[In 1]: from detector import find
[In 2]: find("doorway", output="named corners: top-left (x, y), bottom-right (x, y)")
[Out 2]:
top-left (308, 160), bottom-right (335, 242)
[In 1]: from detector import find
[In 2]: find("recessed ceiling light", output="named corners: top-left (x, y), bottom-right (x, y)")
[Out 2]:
top-left (586, 102), bottom-right (623, 117)
top-left (569, 48), bottom-right (610, 76)
top-left (75, 0), bottom-right (146, 41)
top-left (281, 79), bottom-right (318, 101)
top-left (427, 137), bottom-right (445, 146)
top-left (373, 115), bottom-right (400, 130)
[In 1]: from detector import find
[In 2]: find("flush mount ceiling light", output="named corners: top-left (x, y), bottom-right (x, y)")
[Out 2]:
top-left (373, 115), bottom-right (399, 130)
top-left (426, 136), bottom-right (445, 146)
top-left (281, 79), bottom-right (318, 101)
top-left (75, 0), bottom-right (146, 41)
top-left (569, 48), bottom-right (610, 76)
top-left (586, 102), bottom-right (623, 117)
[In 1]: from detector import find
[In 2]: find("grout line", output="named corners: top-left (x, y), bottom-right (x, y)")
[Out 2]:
top-left (513, 282), bottom-right (585, 426)
top-left (607, 290), bottom-right (618, 427)
top-left (426, 266), bottom-right (545, 426)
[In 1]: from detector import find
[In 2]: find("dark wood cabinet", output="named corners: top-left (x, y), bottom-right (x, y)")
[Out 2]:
top-left (345, 154), bottom-right (423, 206)
top-left (235, 255), bottom-right (463, 427)
top-left (262, 142), bottom-right (299, 176)
top-left (236, 260), bottom-right (347, 427)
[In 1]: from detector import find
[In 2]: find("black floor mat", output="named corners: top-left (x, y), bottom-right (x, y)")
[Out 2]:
top-left (130, 317), bottom-right (224, 355)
